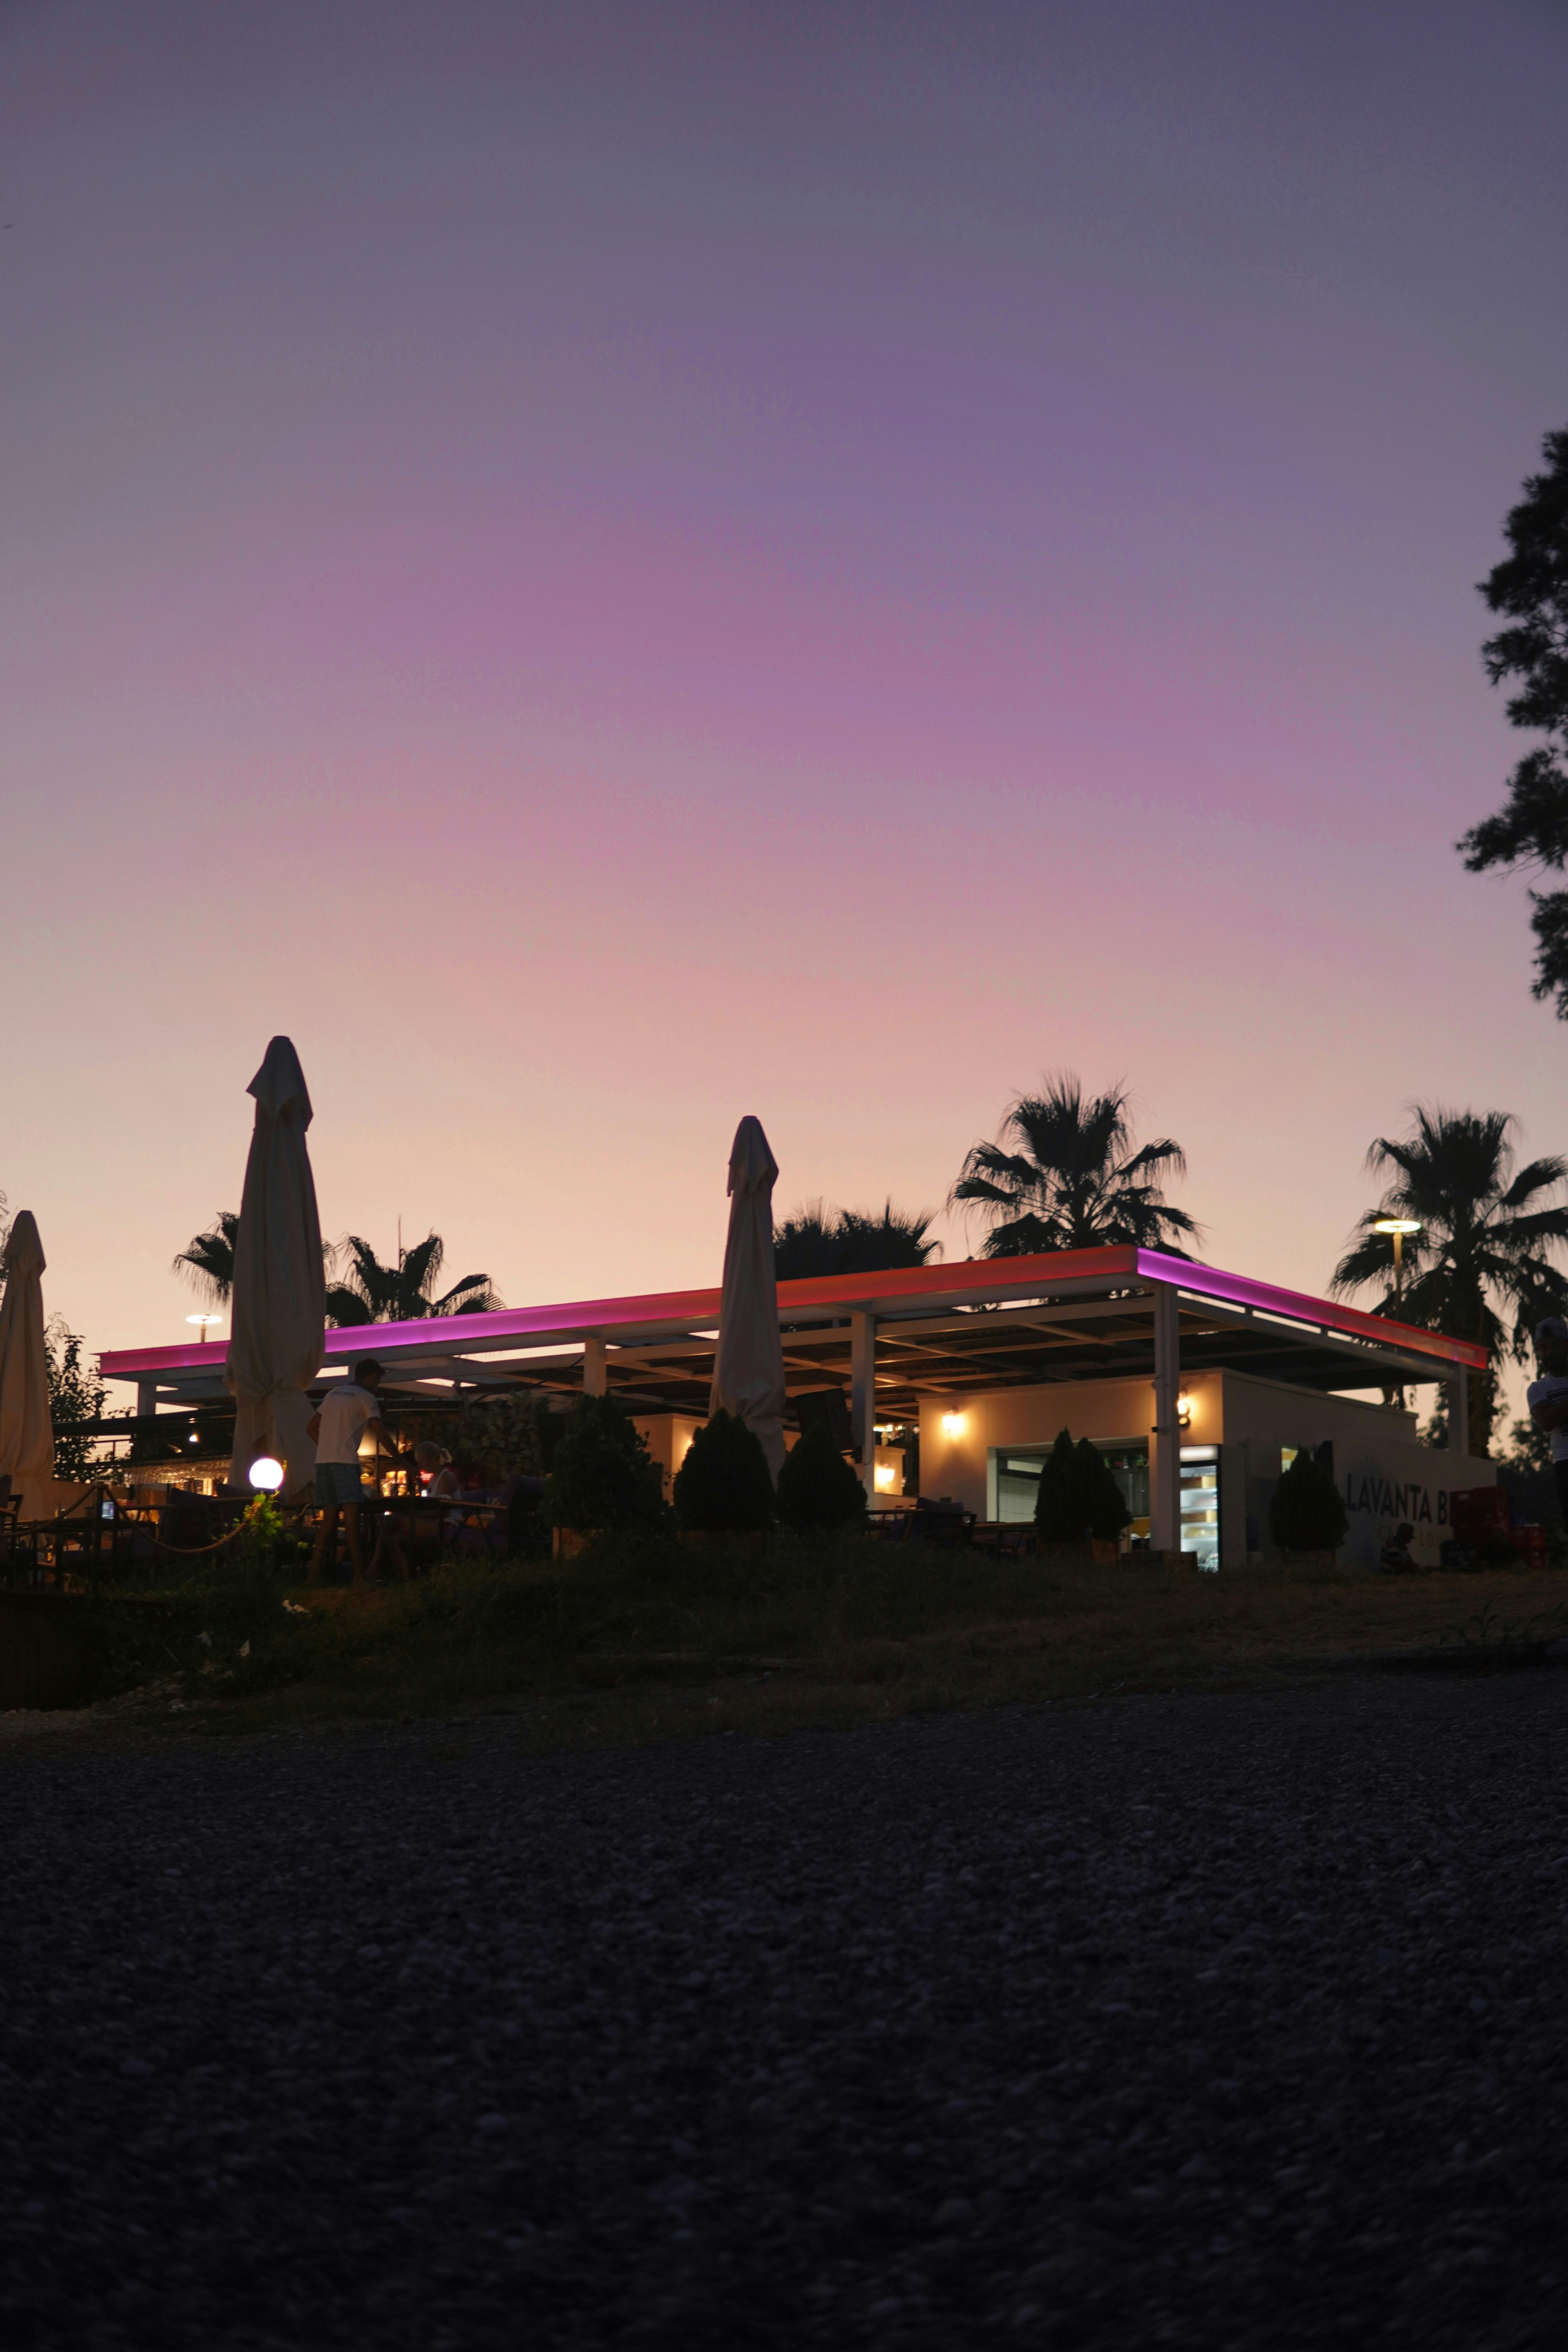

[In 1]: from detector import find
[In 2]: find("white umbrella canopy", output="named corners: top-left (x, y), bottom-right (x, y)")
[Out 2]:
top-left (224, 1039), bottom-right (327, 1501)
top-left (0, 1211), bottom-right (55, 1516)
top-left (709, 1115), bottom-right (787, 1480)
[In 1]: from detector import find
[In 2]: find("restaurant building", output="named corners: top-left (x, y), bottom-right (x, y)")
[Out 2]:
top-left (99, 1246), bottom-right (1491, 1571)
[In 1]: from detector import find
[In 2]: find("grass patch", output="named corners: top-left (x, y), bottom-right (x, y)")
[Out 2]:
top-left (81, 1534), bottom-right (1568, 1750)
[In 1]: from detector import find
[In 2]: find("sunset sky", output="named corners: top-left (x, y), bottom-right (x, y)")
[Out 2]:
top-left (5, 0), bottom-right (1568, 1393)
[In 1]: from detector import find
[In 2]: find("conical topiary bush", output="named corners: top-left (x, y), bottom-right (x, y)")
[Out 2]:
top-left (776, 1418), bottom-right (867, 1532)
top-left (1269, 1445), bottom-right (1348, 1557)
top-left (1033, 1428), bottom-right (1087, 1541)
top-left (1075, 1436), bottom-right (1131, 1542)
top-left (672, 1409), bottom-right (776, 1532)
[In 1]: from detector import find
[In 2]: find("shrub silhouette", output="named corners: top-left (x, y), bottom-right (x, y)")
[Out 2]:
top-left (1034, 1429), bottom-right (1087, 1540)
top-left (546, 1394), bottom-right (666, 1532)
top-left (1269, 1445), bottom-right (1348, 1555)
top-left (1076, 1436), bottom-right (1132, 1541)
top-left (1034, 1429), bottom-right (1130, 1544)
top-left (776, 1419), bottom-right (867, 1531)
top-left (672, 1409), bottom-right (776, 1531)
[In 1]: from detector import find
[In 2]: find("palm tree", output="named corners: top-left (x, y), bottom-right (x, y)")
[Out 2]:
top-left (774, 1200), bottom-right (940, 1280)
top-left (1329, 1106), bottom-right (1568, 1457)
top-left (324, 1232), bottom-right (501, 1328)
top-left (950, 1076), bottom-right (1199, 1259)
top-left (172, 1211), bottom-right (241, 1305)
top-left (175, 1209), bottom-right (335, 1306)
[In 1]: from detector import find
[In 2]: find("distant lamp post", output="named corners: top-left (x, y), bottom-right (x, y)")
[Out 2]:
top-left (249, 1456), bottom-right (285, 1493)
top-left (1371, 1217), bottom-right (1422, 1409)
top-left (186, 1314), bottom-right (223, 1344)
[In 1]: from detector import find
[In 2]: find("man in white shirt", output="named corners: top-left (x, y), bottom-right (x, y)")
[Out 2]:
top-left (306, 1359), bottom-right (399, 1583)
top-left (1525, 1316), bottom-right (1568, 1529)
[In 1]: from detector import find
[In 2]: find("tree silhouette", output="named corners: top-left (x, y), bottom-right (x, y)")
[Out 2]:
top-left (324, 1232), bottom-right (500, 1328)
top-left (1459, 426), bottom-right (1568, 1011)
top-left (950, 1076), bottom-right (1199, 1258)
top-left (774, 1200), bottom-right (940, 1281)
top-left (1330, 1105), bottom-right (1568, 1456)
top-left (172, 1211), bottom-right (241, 1305)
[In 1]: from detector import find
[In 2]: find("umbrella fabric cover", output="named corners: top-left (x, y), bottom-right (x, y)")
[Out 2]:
top-left (0, 1211), bottom-right (55, 1514)
top-left (224, 1039), bottom-right (327, 1500)
top-left (709, 1116), bottom-right (787, 1480)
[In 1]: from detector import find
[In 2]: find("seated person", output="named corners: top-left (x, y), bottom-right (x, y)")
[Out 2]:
top-left (1379, 1521), bottom-right (1418, 1573)
top-left (416, 1442), bottom-right (462, 1503)
top-left (370, 1443), bottom-right (462, 1581)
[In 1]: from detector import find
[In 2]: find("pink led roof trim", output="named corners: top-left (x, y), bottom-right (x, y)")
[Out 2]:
top-left (98, 1246), bottom-right (1486, 1381)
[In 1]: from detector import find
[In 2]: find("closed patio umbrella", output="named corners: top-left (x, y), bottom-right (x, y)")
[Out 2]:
top-left (0, 1211), bottom-right (55, 1517)
top-left (709, 1115), bottom-right (787, 1480)
top-left (224, 1039), bottom-right (327, 1501)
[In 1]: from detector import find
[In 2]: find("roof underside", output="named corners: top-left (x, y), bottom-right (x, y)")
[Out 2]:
top-left (100, 1248), bottom-right (1484, 1420)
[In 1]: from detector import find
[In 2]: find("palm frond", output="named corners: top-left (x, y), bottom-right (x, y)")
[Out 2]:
top-left (172, 1211), bottom-right (240, 1306)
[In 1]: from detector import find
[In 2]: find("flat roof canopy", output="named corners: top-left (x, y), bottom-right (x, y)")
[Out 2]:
top-left (100, 1247), bottom-right (1486, 1420)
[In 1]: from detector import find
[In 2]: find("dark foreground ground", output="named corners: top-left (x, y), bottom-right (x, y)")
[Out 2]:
top-left (3, 1671), bottom-right (1566, 2350)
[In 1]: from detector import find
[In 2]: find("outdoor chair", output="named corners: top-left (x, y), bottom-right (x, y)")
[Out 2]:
top-left (908, 1499), bottom-right (975, 1548)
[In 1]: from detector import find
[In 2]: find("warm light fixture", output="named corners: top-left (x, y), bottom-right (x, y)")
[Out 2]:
top-left (249, 1456), bottom-right (285, 1493)
top-left (940, 1411), bottom-right (966, 1439)
top-left (1371, 1217), bottom-right (1422, 1235)
top-left (1177, 1391), bottom-right (1194, 1429)
top-left (874, 1462), bottom-right (897, 1490)
top-left (186, 1313), bottom-right (223, 1343)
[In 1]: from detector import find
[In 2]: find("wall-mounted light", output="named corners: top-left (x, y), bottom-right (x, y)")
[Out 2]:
top-left (940, 1411), bottom-right (966, 1439)
top-left (1177, 1391), bottom-right (1194, 1429)
top-left (874, 1462), bottom-right (897, 1490)
top-left (249, 1456), bottom-right (285, 1493)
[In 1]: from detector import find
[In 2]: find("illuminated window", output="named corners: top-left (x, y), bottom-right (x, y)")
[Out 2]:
top-left (1180, 1445), bottom-right (1220, 1573)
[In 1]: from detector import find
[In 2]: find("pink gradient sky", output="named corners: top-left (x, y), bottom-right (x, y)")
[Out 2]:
top-left (5, 1), bottom-right (1568, 1400)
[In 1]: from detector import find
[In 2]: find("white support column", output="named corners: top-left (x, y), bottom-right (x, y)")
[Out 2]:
top-left (582, 1336), bottom-right (607, 1398)
top-left (1450, 1369), bottom-right (1470, 1462)
top-left (136, 1379), bottom-right (157, 1422)
top-left (850, 1311), bottom-right (877, 1497)
top-left (1151, 1284), bottom-right (1181, 1554)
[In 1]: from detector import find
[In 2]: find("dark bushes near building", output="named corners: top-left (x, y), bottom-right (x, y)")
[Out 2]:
top-left (775, 1419), bottom-right (867, 1532)
top-left (1269, 1444), bottom-right (1349, 1555)
top-left (1034, 1429), bottom-right (1132, 1544)
top-left (672, 1410), bottom-right (774, 1531)
top-left (546, 1395), bottom-right (666, 1534)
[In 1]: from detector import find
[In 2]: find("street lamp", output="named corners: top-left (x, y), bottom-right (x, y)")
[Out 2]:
top-left (1371, 1217), bottom-right (1422, 1409)
top-left (186, 1314), bottom-right (223, 1344)
top-left (1370, 1217), bottom-right (1422, 1311)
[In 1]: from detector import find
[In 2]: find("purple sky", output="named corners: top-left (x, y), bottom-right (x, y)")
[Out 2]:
top-left (5, 0), bottom-right (1568, 1382)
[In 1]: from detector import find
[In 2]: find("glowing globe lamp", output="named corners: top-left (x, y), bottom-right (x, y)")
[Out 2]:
top-left (249, 1456), bottom-right (285, 1493)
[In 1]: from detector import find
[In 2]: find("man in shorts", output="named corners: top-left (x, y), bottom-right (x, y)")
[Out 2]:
top-left (1526, 1316), bottom-right (1568, 1529)
top-left (306, 1358), bottom-right (399, 1584)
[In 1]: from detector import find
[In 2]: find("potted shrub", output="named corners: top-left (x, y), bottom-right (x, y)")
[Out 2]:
top-left (1268, 1444), bottom-right (1349, 1572)
top-left (775, 1419), bottom-right (867, 1535)
top-left (545, 1394), bottom-right (666, 1558)
top-left (672, 1410), bottom-right (775, 1547)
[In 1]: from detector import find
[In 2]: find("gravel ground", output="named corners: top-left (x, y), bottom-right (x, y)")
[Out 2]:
top-left (3, 1671), bottom-right (1566, 2351)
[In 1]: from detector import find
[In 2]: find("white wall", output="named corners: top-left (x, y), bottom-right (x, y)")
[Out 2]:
top-left (917, 1370), bottom-right (1495, 1568)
